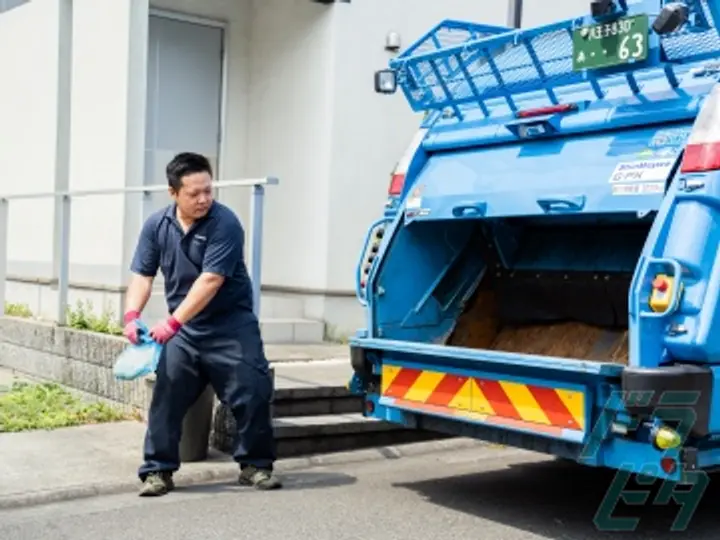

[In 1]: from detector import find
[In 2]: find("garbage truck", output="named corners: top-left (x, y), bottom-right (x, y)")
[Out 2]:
top-left (348, 0), bottom-right (720, 485)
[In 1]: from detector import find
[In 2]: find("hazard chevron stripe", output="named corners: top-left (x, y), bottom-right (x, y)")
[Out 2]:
top-left (380, 365), bottom-right (586, 432)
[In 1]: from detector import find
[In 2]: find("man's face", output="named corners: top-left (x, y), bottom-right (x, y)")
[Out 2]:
top-left (170, 171), bottom-right (214, 220)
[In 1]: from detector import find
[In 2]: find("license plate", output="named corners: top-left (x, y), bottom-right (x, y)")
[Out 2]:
top-left (572, 14), bottom-right (649, 71)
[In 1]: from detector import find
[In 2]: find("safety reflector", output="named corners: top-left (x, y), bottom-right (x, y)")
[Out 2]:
top-left (380, 364), bottom-right (586, 436)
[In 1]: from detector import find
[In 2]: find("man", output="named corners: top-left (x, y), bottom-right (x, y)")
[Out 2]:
top-left (123, 152), bottom-right (282, 496)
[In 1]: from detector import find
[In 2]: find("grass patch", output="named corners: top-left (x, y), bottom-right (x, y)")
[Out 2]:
top-left (66, 300), bottom-right (123, 336)
top-left (0, 382), bottom-right (133, 433)
top-left (4, 302), bottom-right (33, 318)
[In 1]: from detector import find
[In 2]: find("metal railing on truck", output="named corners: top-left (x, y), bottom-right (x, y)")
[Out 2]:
top-left (388, 0), bottom-right (720, 122)
top-left (0, 178), bottom-right (278, 325)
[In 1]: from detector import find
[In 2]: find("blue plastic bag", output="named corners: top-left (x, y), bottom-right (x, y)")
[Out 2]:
top-left (112, 320), bottom-right (163, 381)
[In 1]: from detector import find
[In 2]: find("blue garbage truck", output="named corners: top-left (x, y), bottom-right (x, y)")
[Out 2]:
top-left (348, 0), bottom-right (720, 485)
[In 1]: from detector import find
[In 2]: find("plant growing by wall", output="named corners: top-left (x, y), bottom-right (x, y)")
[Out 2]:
top-left (3, 302), bottom-right (33, 318)
top-left (65, 300), bottom-right (123, 336)
top-left (0, 381), bottom-right (131, 433)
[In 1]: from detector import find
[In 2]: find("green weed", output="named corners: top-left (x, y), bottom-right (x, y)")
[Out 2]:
top-left (0, 382), bottom-right (131, 433)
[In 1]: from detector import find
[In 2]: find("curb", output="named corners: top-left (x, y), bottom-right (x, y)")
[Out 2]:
top-left (0, 438), bottom-right (494, 511)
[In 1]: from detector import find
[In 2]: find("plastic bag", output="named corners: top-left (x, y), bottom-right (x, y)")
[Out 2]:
top-left (112, 320), bottom-right (163, 381)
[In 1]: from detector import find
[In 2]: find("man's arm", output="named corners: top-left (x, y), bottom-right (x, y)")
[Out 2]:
top-left (125, 273), bottom-right (154, 315)
top-left (171, 217), bottom-right (243, 325)
top-left (124, 216), bottom-right (161, 318)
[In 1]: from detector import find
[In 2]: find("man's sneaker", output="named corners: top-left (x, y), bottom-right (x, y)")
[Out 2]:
top-left (239, 466), bottom-right (282, 490)
top-left (139, 472), bottom-right (175, 497)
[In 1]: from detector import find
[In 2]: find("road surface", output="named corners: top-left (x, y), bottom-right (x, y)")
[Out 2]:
top-left (1, 445), bottom-right (718, 540)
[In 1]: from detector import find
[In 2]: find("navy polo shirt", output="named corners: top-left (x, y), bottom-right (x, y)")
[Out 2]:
top-left (130, 201), bottom-right (256, 339)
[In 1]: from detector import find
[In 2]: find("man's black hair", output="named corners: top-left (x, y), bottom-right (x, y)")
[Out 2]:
top-left (166, 152), bottom-right (213, 191)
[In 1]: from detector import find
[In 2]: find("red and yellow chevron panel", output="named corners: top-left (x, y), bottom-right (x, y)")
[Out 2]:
top-left (380, 364), bottom-right (586, 436)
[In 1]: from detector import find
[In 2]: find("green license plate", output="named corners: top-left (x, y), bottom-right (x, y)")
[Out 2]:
top-left (572, 14), bottom-right (649, 71)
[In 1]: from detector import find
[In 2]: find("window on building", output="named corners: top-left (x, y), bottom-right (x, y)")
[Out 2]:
top-left (0, 0), bottom-right (28, 14)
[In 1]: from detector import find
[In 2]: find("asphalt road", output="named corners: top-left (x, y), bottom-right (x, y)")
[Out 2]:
top-left (2, 445), bottom-right (720, 540)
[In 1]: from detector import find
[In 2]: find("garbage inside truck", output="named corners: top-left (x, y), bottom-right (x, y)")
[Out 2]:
top-left (349, 0), bottom-right (720, 484)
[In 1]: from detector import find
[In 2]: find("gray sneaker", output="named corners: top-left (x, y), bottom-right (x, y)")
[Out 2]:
top-left (139, 472), bottom-right (175, 497)
top-left (238, 466), bottom-right (282, 490)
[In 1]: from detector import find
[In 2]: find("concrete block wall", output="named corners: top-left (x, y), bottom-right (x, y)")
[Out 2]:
top-left (0, 317), bottom-right (152, 415)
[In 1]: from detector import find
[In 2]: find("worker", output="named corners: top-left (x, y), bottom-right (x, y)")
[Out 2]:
top-left (122, 152), bottom-right (282, 496)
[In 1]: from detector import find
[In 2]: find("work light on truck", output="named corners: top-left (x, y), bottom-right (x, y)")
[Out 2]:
top-left (374, 69), bottom-right (397, 94)
top-left (590, 0), bottom-right (617, 18)
top-left (652, 2), bottom-right (689, 35)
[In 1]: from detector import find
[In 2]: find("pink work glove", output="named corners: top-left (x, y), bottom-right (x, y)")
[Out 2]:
top-left (123, 310), bottom-right (142, 345)
top-left (149, 316), bottom-right (182, 344)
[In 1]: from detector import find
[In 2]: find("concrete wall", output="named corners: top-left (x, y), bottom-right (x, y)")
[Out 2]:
top-left (1, 0), bottom-right (148, 322)
top-left (241, 0), bottom-right (337, 292)
top-left (0, 317), bottom-right (149, 413)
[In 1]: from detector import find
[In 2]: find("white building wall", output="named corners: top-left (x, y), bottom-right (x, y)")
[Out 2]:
top-left (0, 0), bottom-right (60, 316)
top-left (242, 0), bottom-right (337, 292)
top-left (521, 0), bottom-right (591, 27)
top-left (1, 0), bottom-right (148, 321)
top-left (70, 0), bottom-right (148, 297)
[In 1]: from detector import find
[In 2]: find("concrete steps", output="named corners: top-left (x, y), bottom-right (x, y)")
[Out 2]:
top-left (210, 359), bottom-right (448, 458)
top-left (259, 318), bottom-right (325, 344)
top-left (258, 293), bottom-right (325, 345)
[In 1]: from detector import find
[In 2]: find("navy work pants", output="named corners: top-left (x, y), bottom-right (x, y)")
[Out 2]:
top-left (138, 327), bottom-right (276, 480)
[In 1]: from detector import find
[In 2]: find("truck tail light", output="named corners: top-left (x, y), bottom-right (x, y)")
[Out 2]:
top-left (388, 173), bottom-right (405, 196)
top-left (660, 457), bottom-right (677, 475)
top-left (681, 85), bottom-right (720, 173)
top-left (516, 103), bottom-right (578, 118)
top-left (387, 128), bottom-right (428, 196)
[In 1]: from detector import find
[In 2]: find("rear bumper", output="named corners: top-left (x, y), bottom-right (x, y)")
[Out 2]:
top-left (350, 341), bottom-right (592, 445)
top-left (350, 340), bottom-right (720, 482)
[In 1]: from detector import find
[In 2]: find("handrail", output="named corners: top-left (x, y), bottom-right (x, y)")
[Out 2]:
top-left (0, 177), bottom-right (279, 200)
top-left (0, 177), bottom-right (279, 325)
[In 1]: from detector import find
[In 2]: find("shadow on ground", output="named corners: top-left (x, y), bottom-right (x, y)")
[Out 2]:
top-left (395, 457), bottom-right (720, 539)
top-left (177, 471), bottom-right (357, 495)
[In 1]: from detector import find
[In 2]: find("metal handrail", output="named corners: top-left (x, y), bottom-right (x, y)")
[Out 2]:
top-left (0, 177), bottom-right (279, 324)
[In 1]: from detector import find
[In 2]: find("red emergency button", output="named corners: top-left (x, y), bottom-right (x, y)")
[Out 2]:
top-left (653, 277), bottom-right (669, 292)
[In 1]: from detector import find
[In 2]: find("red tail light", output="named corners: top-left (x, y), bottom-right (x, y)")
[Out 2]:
top-left (681, 143), bottom-right (720, 172)
top-left (387, 129), bottom-right (427, 196)
top-left (516, 103), bottom-right (578, 118)
top-left (660, 457), bottom-right (677, 475)
top-left (388, 173), bottom-right (405, 196)
top-left (681, 85), bottom-right (720, 173)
